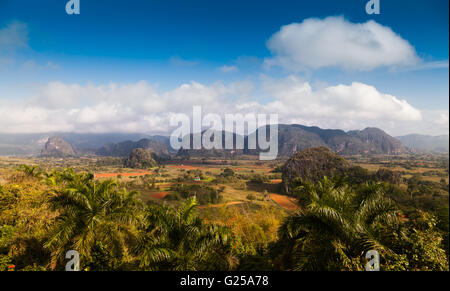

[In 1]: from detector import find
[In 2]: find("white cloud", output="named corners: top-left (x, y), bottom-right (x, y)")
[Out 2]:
top-left (1, 22), bottom-right (60, 72)
top-left (0, 22), bottom-right (29, 52)
top-left (257, 76), bottom-right (423, 134)
top-left (19, 60), bottom-right (60, 71)
top-left (386, 110), bottom-right (449, 136)
top-left (433, 112), bottom-right (449, 125)
top-left (266, 77), bottom-right (421, 120)
top-left (265, 16), bottom-right (419, 71)
top-left (401, 60), bottom-right (449, 72)
top-left (219, 65), bottom-right (239, 73)
top-left (0, 77), bottom-right (440, 136)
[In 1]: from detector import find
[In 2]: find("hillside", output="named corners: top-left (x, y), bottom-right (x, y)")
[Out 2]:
top-left (396, 134), bottom-right (449, 153)
top-left (0, 133), bottom-right (169, 156)
top-left (281, 147), bottom-right (350, 193)
top-left (97, 138), bottom-right (170, 157)
top-left (124, 148), bottom-right (159, 169)
top-left (346, 127), bottom-right (407, 155)
top-left (249, 125), bottom-right (408, 157)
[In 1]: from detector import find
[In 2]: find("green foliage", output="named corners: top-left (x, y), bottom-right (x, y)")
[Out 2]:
top-left (170, 184), bottom-right (223, 205)
top-left (45, 172), bottom-right (143, 269)
top-left (0, 225), bottom-right (15, 271)
top-left (282, 147), bottom-right (350, 193)
top-left (273, 178), bottom-right (448, 271)
top-left (246, 193), bottom-right (257, 201)
top-left (124, 148), bottom-right (158, 169)
top-left (249, 174), bottom-right (270, 184)
top-left (221, 168), bottom-right (235, 178)
top-left (16, 164), bottom-right (43, 179)
top-left (436, 205), bottom-right (449, 258)
top-left (374, 168), bottom-right (402, 185)
top-left (134, 197), bottom-right (236, 270)
top-left (177, 169), bottom-right (204, 182)
top-left (201, 203), bottom-right (285, 269)
top-left (0, 157), bottom-right (448, 271)
top-left (398, 211), bottom-right (449, 271)
top-left (0, 254), bottom-right (13, 271)
top-left (344, 166), bottom-right (371, 185)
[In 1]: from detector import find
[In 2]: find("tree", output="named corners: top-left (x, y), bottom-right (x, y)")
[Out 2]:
top-left (273, 178), bottom-right (448, 271)
top-left (45, 173), bottom-right (143, 270)
top-left (375, 168), bottom-right (402, 185)
top-left (134, 197), bottom-right (236, 270)
top-left (274, 178), bottom-right (404, 270)
top-left (222, 168), bottom-right (235, 178)
top-left (401, 211), bottom-right (449, 270)
top-left (17, 164), bottom-right (42, 179)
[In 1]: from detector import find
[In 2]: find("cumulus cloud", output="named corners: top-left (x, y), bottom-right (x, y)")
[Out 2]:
top-left (0, 77), bottom-right (438, 136)
top-left (265, 16), bottom-right (419, 71)
top-left (262, 76), bottom-right (422, 122)
top-left (254, 76), bottom-right (424, 134)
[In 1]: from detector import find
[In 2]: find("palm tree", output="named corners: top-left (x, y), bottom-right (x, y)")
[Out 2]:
top-left (275, 178), bottom-right (404, 271)
top-left (134, 197), bottom-right (236, 271)
top-left (17, 164), bottom-right (42, 179)
top-left (45, 172), bottom-right (143, 269)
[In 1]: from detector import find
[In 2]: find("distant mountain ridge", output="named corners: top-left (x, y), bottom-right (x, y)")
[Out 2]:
top-left (96, 138), bottom-right (170, 157)
top-left (0, 124), bottom-right (438, 157)
top-left (396, 134), bottom-right (449, 153)
top-left (244, 125), bottom-right (408, 156)
top-left (0, 133), bottom-right (169, 156)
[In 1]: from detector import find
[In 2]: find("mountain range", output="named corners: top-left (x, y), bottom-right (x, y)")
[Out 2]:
top-left (396, 134), bottom-right (449, 153)
top-left (250, 125), bottom-right (408, 156)
top-left (0, 124), bottom-right (447, 158)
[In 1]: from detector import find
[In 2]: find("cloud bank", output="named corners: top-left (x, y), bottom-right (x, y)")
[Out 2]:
top-left (0, 78), bottom-right (442, 136)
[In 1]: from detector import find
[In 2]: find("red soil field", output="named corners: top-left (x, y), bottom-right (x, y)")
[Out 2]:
top-left (270, 194), bottom-right (299, 211)
top-left (95, 171), bottom-right (153, 178)
top-left (270, 179), bottom-right (282, 184)
top-left (151, 192), bottom-right (169, 199)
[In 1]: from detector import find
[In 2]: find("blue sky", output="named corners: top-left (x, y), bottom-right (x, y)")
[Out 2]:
top-left (0, 0), bottom-right (448, 135)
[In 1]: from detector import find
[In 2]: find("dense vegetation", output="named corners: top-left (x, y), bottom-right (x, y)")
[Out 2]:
top-left (274, 178), bottom-right (448, 270)
top-left (124, 148), bottom-right (158, 169)
top-left (0, 149), bottom-right (448, 271)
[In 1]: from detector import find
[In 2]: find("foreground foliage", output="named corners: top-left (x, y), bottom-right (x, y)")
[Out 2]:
top-left (0, 163), bottom-right (448, 271)
top-left (272, 179), bottom-right (448, 270)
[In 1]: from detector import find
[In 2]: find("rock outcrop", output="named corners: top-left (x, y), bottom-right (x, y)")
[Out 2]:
top-left (282, 147), bottom-right (350, 193)
top-left (40, 136), bottom-right (76, 157)
top-left (124, 148), bottom-right (158, 169)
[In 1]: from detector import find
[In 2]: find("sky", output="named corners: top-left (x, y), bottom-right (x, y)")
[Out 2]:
top-left (0, 0), bottom-right (448, 136)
